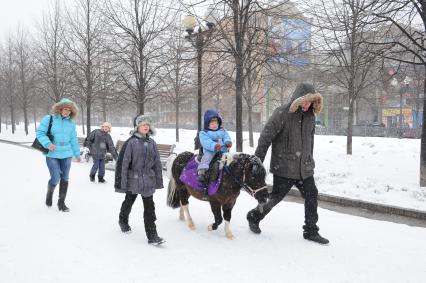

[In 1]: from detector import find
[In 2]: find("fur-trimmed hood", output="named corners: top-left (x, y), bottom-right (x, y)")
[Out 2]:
top-left (52, 98), bottom-right (78, 119)
top-left (288, 83), bottom-right (323, 114)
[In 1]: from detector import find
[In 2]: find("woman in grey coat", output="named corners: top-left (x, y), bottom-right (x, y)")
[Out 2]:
top-left (116, 115), bottom-right (164, 245)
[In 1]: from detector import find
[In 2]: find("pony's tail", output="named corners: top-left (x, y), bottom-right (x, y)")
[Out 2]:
top-left (166, 154), bottom-right (176, 179)
top-left (167, 177), bottom-right (180, 209)
top-left (166, 154), bottom-right (180, 209)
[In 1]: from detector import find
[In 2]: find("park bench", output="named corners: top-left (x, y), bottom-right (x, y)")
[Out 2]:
top-left (106, 140), bottom-right (175, 169)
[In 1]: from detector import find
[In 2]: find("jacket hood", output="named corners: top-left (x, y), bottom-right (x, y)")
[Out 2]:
top-left (288, 83), bottom-right (323, 114)
top-left (203, 109), bottom-right (222, 131)
top-left (52, 98), bottom-right (78, 119)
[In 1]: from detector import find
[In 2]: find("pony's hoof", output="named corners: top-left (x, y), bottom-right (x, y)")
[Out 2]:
top-left (179, 215), bottom-right (185, 221)
top-left (188, 223), bottom-right (196, 230)
top-left (208, 224), bottom-right (213, 231)
top-left (226, 233), bottom-right (234, 240)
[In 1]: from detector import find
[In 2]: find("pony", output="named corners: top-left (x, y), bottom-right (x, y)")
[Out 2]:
top-left (167, 151), bottom-right (269, 239)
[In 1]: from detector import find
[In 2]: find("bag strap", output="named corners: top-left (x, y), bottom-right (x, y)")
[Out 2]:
top-left (47, 115), bottom-right (53, 135)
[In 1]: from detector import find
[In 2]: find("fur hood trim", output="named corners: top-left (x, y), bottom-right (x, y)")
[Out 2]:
top-left (52, 98), bottom-right (78, 119)
top-left (289, 92), bottom-right (323, 114)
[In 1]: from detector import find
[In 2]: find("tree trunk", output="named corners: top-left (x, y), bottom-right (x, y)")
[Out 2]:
top-left (347, 101), bottom-right (354, 155)
top-left (420, 69), bottom-right (426, 186)
top-left (232, 0), bottom-right (243, 152)
top-left (235, 61), bottom-right (244, 152)
top-left (248, 105), bottom-right (254, 147)
top-left (81, 103), bottom-right (86, 136)
top-left (86, 98), bottom-right (91, 134)
top-left (246, 73), bottom-right (254, 148)
top-left (175, 100), bottom-right (180, 142)
top-left (10, 99), bottom-right (15, 134)
top-left (137, 86), bottom-right (145, 115)
top-left (33, 103), bottom-right (37, 133)
top-left (23, 102), bottom-right (29, 135)
top-left (102, 95), bottom-right (107, 122)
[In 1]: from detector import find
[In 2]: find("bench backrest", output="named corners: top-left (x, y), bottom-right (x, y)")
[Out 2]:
top-left (115, 140), bottom-right (175, 158)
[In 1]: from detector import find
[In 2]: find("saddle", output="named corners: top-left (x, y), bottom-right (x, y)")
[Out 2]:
top-left (197, 151), bottom-right (222, 184)
top-left (179, 152), bottom-right (224, 196)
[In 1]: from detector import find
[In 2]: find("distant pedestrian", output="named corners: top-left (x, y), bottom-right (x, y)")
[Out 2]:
top-left (86, 122), bottom-right (118, 183)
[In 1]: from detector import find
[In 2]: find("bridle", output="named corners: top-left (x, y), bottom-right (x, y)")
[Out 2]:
top-left (223, 164), bottom-right (268, 198)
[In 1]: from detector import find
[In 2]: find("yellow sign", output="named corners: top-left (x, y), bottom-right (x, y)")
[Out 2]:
top-left (382, 108), bottom-right (412, 117)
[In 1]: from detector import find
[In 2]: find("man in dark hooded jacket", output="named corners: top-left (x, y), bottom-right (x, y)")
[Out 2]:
top-left (247, 83), bottom-right (329, 245)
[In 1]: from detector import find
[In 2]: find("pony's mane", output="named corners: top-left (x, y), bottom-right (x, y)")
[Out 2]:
top-left (218, 152), bottom-right (241, 170)
top-left (218, 152), bottom-right (265, 178)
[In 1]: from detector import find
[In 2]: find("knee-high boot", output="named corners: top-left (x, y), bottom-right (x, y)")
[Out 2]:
top-left (45, 183), bottom-right (56, 207)
top-left (57, 180), bottom-right (70, 212)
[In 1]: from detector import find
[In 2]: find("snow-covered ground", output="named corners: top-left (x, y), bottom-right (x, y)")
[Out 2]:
top-left (0, 141), bottom-right (426, 283)
top-left (1, 122), bottom-right (424, 211)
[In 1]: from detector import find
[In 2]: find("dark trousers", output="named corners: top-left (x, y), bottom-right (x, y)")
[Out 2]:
top-left (90, 158), bottom-right (105, 177)
top-left (256, 175), bottom-right (319, 233)
top-left (119, 192), bottom-right (157, 239)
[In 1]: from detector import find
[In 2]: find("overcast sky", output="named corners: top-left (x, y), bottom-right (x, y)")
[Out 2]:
top-left (0, 0), bottom-right (53, 38)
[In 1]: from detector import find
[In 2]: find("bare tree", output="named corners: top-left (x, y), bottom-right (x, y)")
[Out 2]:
top-left (361, 0), bottom-right (426, 186)
top-left (14, 27), bottom-right (37, 135)
top-left (63, 0), bottom-right (107, 134)
top-left (3, 35), bottom-right (17, 134)
top-left (104, 0), bottom-right (175, 116)
top-left (184, 0), bottom-right (284, 151)
top-left (36, 0), bottom-right (70, 103)
top-left (161, 20), bottom-right (194, 142)
top-left (305, 0), bottom-right (382, 154)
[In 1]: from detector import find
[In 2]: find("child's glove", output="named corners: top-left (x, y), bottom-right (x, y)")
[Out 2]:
top-left (214, 144), bottom-right (222, 152)
top-left (225, 142), bottom-right (232, 148)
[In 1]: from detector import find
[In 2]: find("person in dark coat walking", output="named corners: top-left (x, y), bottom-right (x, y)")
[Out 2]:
top-left (246, 83), bottom-right (329, 245)
top-left (86, 122), bottom-right (118, 183)
top-left (115, 115), bottom-right (165, 245)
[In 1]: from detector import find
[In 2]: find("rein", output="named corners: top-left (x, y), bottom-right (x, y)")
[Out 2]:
top-left (223, 165), bottom-right (268, 198)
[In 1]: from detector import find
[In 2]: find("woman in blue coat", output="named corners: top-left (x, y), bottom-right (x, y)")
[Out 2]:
top-left (36, 98), bottom-right (81, 212)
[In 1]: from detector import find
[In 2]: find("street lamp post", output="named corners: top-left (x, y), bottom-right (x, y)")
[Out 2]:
top-left (182, 15), bottom-right (215, 149)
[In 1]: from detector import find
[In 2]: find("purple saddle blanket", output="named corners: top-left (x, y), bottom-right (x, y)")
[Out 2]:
top-left (179, 156), bottom-right (223, 196)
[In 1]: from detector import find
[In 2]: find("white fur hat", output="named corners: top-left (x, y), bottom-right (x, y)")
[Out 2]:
top-left (133, 115), bottom-right (156, 136)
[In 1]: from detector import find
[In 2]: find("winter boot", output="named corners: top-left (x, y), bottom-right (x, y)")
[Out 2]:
top-left (45, 183), bottom-right (56, 207)
top-left (247, 209), bottom-right (262, 234)
top-left (57, 180), bottom-right (70, 212)
top-left (146, 227), bottom-right (165, 246)
top-left (197, 169), bottom-right (209, 199)
top-left (89, 174), bottom-right (95, 182)
top-left (118, 216), bottom-right (132, 233)
top-left (98, 176), bottom-right (106, 183)
top-left (303, 231), bottom-right (329, 245)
